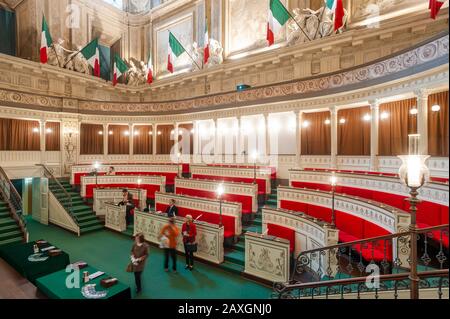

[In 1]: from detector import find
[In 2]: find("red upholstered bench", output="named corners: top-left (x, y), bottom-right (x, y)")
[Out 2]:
top-left (175, 187), bottom-right (253, 215)
top-left (267, 223), bottom-right (295, 253)
top-left (85, 183), bottom-right (161, 199)
top-left (74, 172), bottom-right (177, 186)
top-left (192, 174), bottom-right (267, 195)
top-left (155, 203), bottom-right (236, 239)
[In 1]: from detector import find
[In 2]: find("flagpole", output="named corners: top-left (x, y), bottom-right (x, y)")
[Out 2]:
top-left (286, 10), bottom-right (312, 42)
top-left (313, 5), bottom-right (327, 40)
top-left (170, 32), bottom-right (202, 71)
top-left (50, 44), bottom-right (63, 68)
top-left (62, 38), bottom-right (98, 68)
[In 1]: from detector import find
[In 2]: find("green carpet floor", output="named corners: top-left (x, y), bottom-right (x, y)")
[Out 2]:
top-left (26, 218), bottom-right (271, 299)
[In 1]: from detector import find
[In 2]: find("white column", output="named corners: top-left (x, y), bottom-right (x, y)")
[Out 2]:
top-left (152, 125), bottom-right (157, 156)
top-left (370, 100), bottom-right (380, 171)
top-left (295, 111), bottom-right (302, 169)
top-left (330, 106), bottom-right (338, 169)
top-left (237, 116), bottom-right (244, 160)
top-left (103, 124), bottom-right (108, 156)
top-left (265, 113), bottom-right (270, 158)
top-left (416, 89), bottom-right (429, 155)
top-left (193, 121), bottom-right (199, 156)
top-left (129, 123), bottom-right (133, 159)
top-left (174, 122), bottom-right (179, 155)
top-left (213, 119), bottom-right (219, 162)
top-left (40, 120), bottom-right (46, 164)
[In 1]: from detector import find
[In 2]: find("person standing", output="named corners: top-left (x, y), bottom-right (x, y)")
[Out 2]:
top-left (106, 166), bottom-right (116, 175)
top-left (119, 192), bottom-right (135, 226)
top-left (182, 215), bottom-right (197, 271)
top-left (165, 199), bottom-right (178, 218)
top-left (159, 217), bottom-right (180, 273)
top-left (130, 233), bottom-right (149, 294)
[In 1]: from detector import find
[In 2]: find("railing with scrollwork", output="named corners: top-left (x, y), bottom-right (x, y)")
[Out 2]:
top-left (273, 224), bottom-right (449, 299)
top-left (36, 164), bottom-right (78, 227)
top-left (273, 269), bottom-right (449, 299)
top-left (0, 166), bottom-right (27, 242)
top-left (289, 224), bottom-right (448, 282)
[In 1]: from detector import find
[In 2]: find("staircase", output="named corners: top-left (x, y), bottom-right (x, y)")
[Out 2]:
top-left (0, 199), bottom-right (24, 246)
top-left (49, 178), bottom-right (103, 235)
top-left (217, 187), bottom-right (278, 275)
top-left (0, 166), bottom-right (27, 247)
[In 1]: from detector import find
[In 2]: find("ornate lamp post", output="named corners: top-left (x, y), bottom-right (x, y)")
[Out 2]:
top-left (217, 183), bottom-right (224, 227)
top-left (330, 173), bottom-right (337, 227)
top-left (398, 134), bottom-right (430, 300)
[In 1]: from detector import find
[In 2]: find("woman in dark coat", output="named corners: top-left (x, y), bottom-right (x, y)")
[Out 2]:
top-left (130, 233), bottom-right (149, 294)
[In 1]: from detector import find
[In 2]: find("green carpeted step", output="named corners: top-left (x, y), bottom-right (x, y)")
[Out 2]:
top-left (78, 218), bottom-right (102, 227)
top-left (80, 224), bottom-right (104, 234)
top-left (0, 237), bottom-right (23, 247)
top-left (0, 224), bottom-right (19, 233)
top-left (220, 261), bottom-right (244, 275)
top-left (72, 211), bottom-right (95, 219)
top-left (224, 250), bottom-right (245, 266)
top-left (234, 241), bottom-right (245, 252)
top-left (0, 212), bottom-right (11, 218)
top-left (0, 229), bottom-right (23, 241)
top-left (75, 215), bottom-right (98, 223)
top-left (244, 225), bottom-right (261, 233)
top-left (72, 206), bottom-right (93, 213)
top-left (252, 219), bottom-right (262, 227)
top-left (0, 218), bottom-right (16, 227)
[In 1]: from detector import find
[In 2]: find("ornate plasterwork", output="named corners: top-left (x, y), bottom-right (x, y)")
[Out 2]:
top-left (1, 34), bottom-right (448, 115)
top-left (155, 191), bottom-right (242, 235)
top-left (134, 210), bottom-right (225, 264)
top-left (105, 203), bottom-right (127, 232)
top-left (277, 186), bottom-right (410, 233)
top-left (80, 175), bottom-right (166, 197)
top-left (175, 177), bottom-right (258, 212)
top-left (289, 170), bottom-right (449, 206)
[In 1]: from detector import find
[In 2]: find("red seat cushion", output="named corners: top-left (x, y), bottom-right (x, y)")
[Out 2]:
top-left (267, 223), bottom-right (295, 253)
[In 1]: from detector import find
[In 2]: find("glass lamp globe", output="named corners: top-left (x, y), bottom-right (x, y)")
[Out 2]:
top-left (398, 155), bottom-right (430, 188)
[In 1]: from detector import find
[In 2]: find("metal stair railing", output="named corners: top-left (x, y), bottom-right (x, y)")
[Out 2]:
top-left (36, 164), bottom-right (79, 227)
top-left (0, 165), bottom-right (28, 242)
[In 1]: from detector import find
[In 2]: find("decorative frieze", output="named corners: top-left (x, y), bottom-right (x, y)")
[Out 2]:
top-left (105, 203), bottom-right (127, 233)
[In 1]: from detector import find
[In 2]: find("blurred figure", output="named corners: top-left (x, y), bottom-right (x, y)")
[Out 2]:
top-left (182, 215), bottom-right (197, 270)
top-left (130, 233), bottom-right (149, 294)
top-left (106, 166), bottom-right (116, 175)
top-left (119, 190), bottom-right (135, 226)
top-left (159, 217), bottom-right (180, 273)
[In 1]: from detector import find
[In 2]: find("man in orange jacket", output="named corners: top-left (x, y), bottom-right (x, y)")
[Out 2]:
top-left (159, 217), bottom-right (180, 273)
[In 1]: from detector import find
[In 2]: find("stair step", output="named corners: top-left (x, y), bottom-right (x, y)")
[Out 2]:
top-left (0, 219), bottom-right (16, 227)
top-left (233, 241), bottom-right (245, 252)
top-left (220, 261), bottom-right (244, 275)
top-left (252, 219), bottom-right (262, 227)
top-left (80, 224), bottom-right (104, 234)
top-left (75, 215), bottom-right (98, 222)
top-left (0, 212), bottom-right (11, 218)
top-left (0, 237), bottom-right (23, 247)
top-left (78, 219), bottom-right (102, 227)
top-left (224, 251), bottom-right (245, 266)
top-left (0, 230), bottom-right (23, 240)
top-left (0, 224), bottom-right (20, 233)
top-left (72, 211), bottom-right (94, 218)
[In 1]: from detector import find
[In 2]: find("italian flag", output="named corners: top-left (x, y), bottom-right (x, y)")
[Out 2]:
top-left (204, 21), bottom-right (210, 65)
top-left (40, 16), bottom-right (53, 64)
top-left (167, 32), bottom-right (186, 73)
top-left (327, 0), bottom-right (345, 31)
top-left (147, 54), bottom-right (153, 84)
top-left (267, 0), bottom-right (290, 46)
top-left (429, 0), bottom-right (445, 19)
top-left (81, 38), bottom-right (100, 77)
top-left (113, 54), bottom-right (128, 86)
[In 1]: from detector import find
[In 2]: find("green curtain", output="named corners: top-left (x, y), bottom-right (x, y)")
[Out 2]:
top-left (99, 44), bottom-right (111, 81)
top-left (0, 8), bottom-right (16, 56)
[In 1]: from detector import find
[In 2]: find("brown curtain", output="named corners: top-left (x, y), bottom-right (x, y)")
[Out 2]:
top-left (301, 111), bottom-right (331, 155)
top-left (45, 122), bottom-right (60, 151)
top-left (379, 98), bottom-right (417, 156)
top-left (0, 118), bottom-right (11, 151)
top-left (428, 91), bottom-right (449, 157)
top-left (80, 124), bottom-right (104, 155)
top-left (108, 125), bottom-right (130, 155)
top-left (133, 125), bottom-right (153, 155)
top-left (157, 125), bottom-right (175, 155)
top-left (10, 119), bottom-right (40, 151)
top-left (178, 123), bottom-right (194, 155)
top-left (338, 107), bottom-right (371, 156)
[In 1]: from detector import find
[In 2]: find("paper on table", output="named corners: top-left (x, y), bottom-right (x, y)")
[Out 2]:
top-left (89, 271), bottom-right (105, 280)
top-left (40, 246), bottom-right (56, 252)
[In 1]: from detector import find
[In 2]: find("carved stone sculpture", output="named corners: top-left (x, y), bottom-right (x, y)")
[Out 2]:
top-left (46, 38), bottom-right (90, 75)
top-left (190, 42), bottom-right (204, 72)
top-left (287, 0), bottom-right (349, 47)
top-left (206, 39), bottom-right (224, 68)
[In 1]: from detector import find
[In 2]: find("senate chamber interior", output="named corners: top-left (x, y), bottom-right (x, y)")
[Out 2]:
top-left (0, 0), bottom-right (448, 301)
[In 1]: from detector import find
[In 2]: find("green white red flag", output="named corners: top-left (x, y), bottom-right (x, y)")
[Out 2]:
top-left (326, 0), bottom-right (345, 31)
top-left (204, 21), bottom-right (210, 65)
top-left (40, 15), bottom-right (53, 64)
top-left (147, 54), bottom-right (153, 84)
top-left (429, 0), bottom-right (445, 19)
top-left (80, 38), bottom-right (100, 77)
top-left (167, 32), bottom-right (186, 73)
top-left (267, 0), bottom-right (290, 46)
top-left (113, 54), bottom-right (128, 86)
